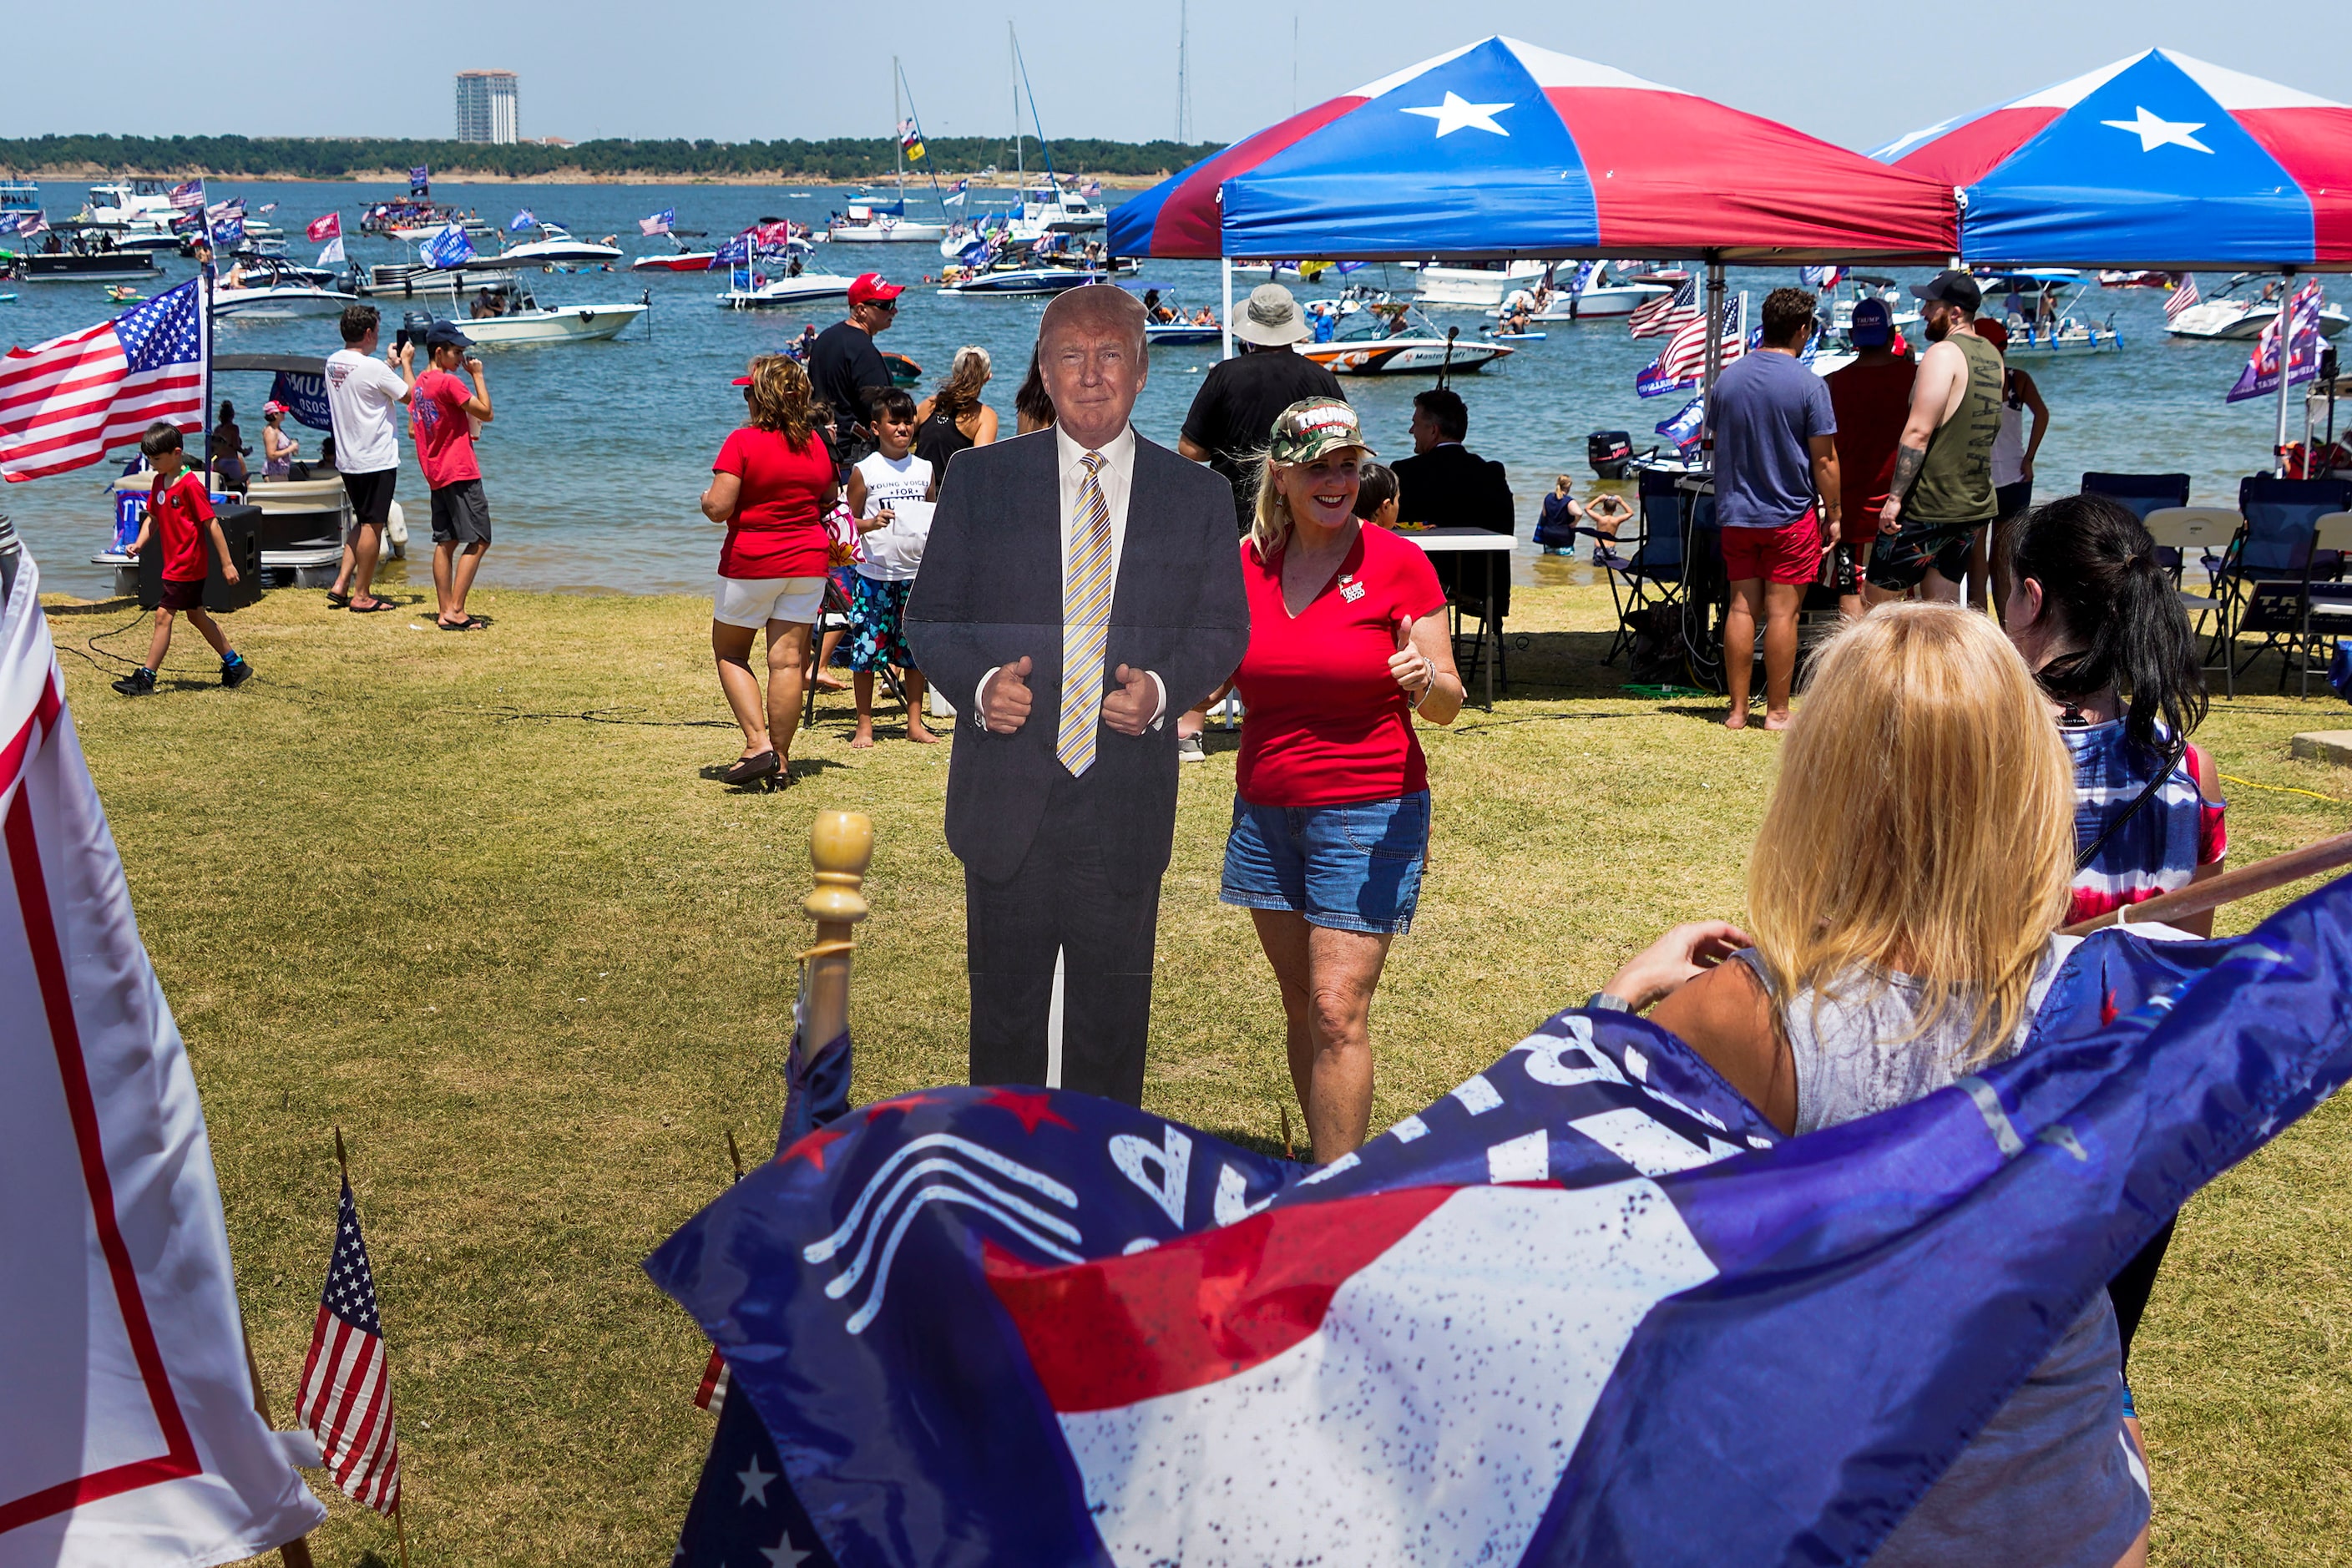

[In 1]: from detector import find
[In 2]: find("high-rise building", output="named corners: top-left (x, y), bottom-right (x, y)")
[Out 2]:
top-left (455, 71), bottom-right (519, 144)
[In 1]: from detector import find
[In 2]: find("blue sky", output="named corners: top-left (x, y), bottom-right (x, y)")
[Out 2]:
top-left (3, 3), bottom-right (2333, 153)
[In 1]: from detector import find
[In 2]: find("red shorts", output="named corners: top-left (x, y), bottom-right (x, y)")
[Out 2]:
top-left (1721, 509), bottom-right (1823, 586)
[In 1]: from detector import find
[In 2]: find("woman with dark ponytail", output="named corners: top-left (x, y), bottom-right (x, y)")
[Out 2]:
top-left (2003, 493), bottom-right (2227, 935)
top-left (2003, 490), bottom-right (2228, 1458)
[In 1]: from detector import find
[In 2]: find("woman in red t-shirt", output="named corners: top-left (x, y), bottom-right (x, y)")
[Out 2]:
top-left (699, 355), bottom-right (839, 789)
top-left (1219, 398), bottom-right (1465, 1164)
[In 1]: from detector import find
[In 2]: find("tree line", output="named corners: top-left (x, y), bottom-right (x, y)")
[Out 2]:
top-left (0, 134), bottom-right (1228, 183)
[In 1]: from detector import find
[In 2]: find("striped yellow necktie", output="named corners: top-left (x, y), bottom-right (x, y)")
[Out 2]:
top-left (1057, 449), bottom-right (1114, 776)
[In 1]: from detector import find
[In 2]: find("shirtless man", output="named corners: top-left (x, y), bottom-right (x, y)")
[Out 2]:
top-left (1865, 271), bottom-right (2002, 609)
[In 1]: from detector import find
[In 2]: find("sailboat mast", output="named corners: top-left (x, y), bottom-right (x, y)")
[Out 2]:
top-left (1010, 24), bottom-right (1023, 186)
top-left (893, 57), bottom-right (903, 191)
top-left (1176, 0), bottom-right (1190, 142)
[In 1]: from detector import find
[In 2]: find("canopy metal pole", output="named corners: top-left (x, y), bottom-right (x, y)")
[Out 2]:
top-left (1221, 256), bottom-right (1234, 360)
top-left (2275, 266), bottom-right (2298, 477)
top-left (1699, 255), bottom-right (1726, 449)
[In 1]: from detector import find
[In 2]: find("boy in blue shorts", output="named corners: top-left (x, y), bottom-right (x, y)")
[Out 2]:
top-left (843, 388), bottom-right (938, 748)
top-left (114, 422), bottom-right (251, 695)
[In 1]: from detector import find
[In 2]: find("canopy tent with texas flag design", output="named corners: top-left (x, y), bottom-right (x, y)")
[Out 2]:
top-left (1872, 49), bottom-right (2352, 270)
top-left (1105, 36), bottom-right (1957, 265)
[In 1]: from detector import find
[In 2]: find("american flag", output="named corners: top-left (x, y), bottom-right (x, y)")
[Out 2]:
top-left (640, 206), bottom-right (675, 236)
top-left (1628, 274), bottom-right (1698, 339)
top-left (2166, 272), bottom-right (2200, 320)
top-left (296, 1176), bottom-right (403, 1515)
top-left (14, 210), bottom-right (46, 238)
top-left (0, 279), bottom-right (207, 483)
top-left (169, 179), bottom-right (206, 212)
top-left (1654, 295), bottom-right (1747, 386)
top-left (694, 1348), bottom-right (730, 1414)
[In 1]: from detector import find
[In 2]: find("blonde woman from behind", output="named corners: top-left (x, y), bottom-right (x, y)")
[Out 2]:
top-left (1594, 604), bottom-right (2147, 1568)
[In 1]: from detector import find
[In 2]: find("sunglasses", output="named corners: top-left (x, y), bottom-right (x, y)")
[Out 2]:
top-left (866, 297), bottom-right (898, 311)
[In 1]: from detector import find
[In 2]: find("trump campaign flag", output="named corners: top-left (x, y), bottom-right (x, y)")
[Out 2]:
top-left (640, 206), bottom-right (675, 237)
top-left (305, 211), bottom-right (341, 244)
top-left (2226, 281), bottom-right (2327, 403)
top-left (419, 222), bottom-right (476, 271)
top-left (1, 281), bottom-right (207, 483)
top-left (648, 884), bottom-right (2352, 1567)
top-left (0, 551), bottom-right (326, 1565)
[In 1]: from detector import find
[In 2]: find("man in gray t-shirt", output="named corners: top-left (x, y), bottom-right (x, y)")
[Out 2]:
top-left (1708, 288), bottom-right (1840, 731)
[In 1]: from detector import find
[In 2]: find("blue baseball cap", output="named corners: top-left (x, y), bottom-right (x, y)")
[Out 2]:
top-left (1850, 296), bottom-right (1893, 347)
top-left (423, 320), bottom-right (474, 350)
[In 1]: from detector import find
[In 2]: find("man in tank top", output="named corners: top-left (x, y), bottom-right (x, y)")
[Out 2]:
top-left (1865, 271), bottom-right (2003, 609)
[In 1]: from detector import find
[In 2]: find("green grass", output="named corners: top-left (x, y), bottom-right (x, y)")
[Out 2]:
top-left (43, 574), bottom-right (2352, 1565)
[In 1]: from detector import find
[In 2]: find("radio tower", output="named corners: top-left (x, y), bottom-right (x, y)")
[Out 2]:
top-left (1176, 0), bottom-right (1191, 143)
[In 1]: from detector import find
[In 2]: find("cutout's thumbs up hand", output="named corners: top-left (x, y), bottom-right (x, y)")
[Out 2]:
top-left (982, 655), bottom-right (1034, 734)
top-left (1100, 663), bottom-right (1158, 736)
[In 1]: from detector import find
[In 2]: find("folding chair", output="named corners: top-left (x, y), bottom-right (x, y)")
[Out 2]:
top-left (2141, 507), bottom-right (2238, 653)
top-left (2084, 472), bottom-right (2193, 573)
top-left (2294, 512), bottom-right (2352, 697)
top-left (2214, 475), bottom-right (2352, 695)
top-left (1600, 469), bottom-right (1688, 665)
top-left (802, 575), bottom-right (908, 728)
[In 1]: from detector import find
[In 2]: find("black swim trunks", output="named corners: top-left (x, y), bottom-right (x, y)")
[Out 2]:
top-left (1867, 516), bottom-right (1978, 593)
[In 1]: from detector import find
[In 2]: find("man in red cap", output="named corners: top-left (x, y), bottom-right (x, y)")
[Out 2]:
top-left (811, 272), bottom-right (903, 466)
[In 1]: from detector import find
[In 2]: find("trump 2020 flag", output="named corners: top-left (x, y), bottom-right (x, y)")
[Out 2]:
top-left (419, 222), bottom-right (475, 271)
top-left (649, 884), bottom-right (2352, 1566)
top-left (2227, 281), bottom-right (2327, 403)
top-left (640, 207), bottom-right (675, 237)
top-left (0, 549), bottom-right (326, 1566)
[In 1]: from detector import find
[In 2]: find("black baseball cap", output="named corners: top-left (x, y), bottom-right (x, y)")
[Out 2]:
top-left (1911, 270), bottom-right (1982, 312)
top-left (423, 321), bottom-right (474, 350)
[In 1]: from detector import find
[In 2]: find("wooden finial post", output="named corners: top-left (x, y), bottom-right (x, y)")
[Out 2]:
top-left (800, 811), bottom-right (874, 1068)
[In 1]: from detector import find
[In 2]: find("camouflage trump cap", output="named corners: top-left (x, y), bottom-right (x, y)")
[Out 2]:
top-left (1267, 398), bottom-right (1374, 466)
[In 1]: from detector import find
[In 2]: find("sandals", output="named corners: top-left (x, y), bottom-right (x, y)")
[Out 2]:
top-left (326, 591), bottom-right (351, 609)
top-left (436, 615), bottom-right (487, 631)
top-left (348, 597), bottom-right (397, 614)
top-left (721, 751), bottom-right (782, 790)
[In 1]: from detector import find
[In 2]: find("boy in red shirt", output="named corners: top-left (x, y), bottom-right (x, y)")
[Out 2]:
top-left (407, 321), bottom-right (495, 630)
top-left (114, 422), bottom-right (250, 695)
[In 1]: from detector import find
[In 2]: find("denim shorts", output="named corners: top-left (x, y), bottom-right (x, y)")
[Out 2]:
top-left (1219, 790), bottom-right (1431, 935)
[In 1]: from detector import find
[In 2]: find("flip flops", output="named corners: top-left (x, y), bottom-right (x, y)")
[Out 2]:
top-left (326, 591), bottom-right (351, 609)
top-left (436, 615), bottom-right (487, 631)
top-left (348, 597), bottom-right (397, 614)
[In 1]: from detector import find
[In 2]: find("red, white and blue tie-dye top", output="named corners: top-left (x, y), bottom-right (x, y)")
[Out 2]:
top-left (2064, 722), bottom-right (2227, 925)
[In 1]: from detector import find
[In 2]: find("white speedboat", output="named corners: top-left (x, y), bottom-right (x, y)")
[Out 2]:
top-left (2164, 276), bottom-right (2351, 341)
top-left (938, 262), bottom-right (1127, 297)
top-left (458, 301), bottom-right (647, 345)
top-left (351, 260), bottom-right (523, 299)
top-left (498, 225), bottom-right (624, 268)
top-left (828, 205), bottom-right (948, 244)
top-left (78, 180), bottom-right (183, 227)
top-left (1515, 263), bottom-right (1677, 321)
top-left (1298, 334), bottom-right (1513, 376)
top-left (211, 278), bottom-right (360, 320)
top-left (717, 272), bottom-right (861, 309)
top-left (1414, 259), bottom-right (1555, 308)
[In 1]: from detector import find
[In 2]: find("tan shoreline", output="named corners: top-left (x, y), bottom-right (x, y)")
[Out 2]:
top-left (16, 164), bottom-right (1175, 189)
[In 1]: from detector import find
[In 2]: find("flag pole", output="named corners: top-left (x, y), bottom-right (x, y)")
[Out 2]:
top-left (240, 1314), bottom-right (317, 1568)
top-left (2276, 266), bottom-right (2298, 477)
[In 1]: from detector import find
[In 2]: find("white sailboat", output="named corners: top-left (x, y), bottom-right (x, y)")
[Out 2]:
top-left (829, 62), bottom-right (951, 243)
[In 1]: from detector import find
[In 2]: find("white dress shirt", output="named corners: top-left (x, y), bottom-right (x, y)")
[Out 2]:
top-left (977, 425), bottom-right (1166, 731)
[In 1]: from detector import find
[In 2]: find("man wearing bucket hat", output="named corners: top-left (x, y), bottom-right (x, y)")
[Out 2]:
top-left (1220, 396), bottom-right (1462, 1163)
top-left (1179, 283), bottom-right (1345, 532)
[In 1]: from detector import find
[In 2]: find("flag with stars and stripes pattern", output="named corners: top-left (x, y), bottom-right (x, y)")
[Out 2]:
top-left (295, 1176), bottom-right (402, 1515)
top-left (1, 279), bottom-right (208, 483)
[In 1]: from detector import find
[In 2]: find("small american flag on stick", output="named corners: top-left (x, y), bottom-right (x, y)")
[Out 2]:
top-left (693, 1129), bottom-right (747, 1414)
top-left (297, 1156), bottom-right (403, 1515)
top-left (1628, 274), bottom-right (1698, 339)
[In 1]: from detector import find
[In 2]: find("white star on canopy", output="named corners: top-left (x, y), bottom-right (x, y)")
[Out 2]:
top-left (1400, 91), bottom-right (1514, 139)
top-left (736, 1454), bottom-right (776, 1506)
top-left (2098, 105), bottom-right (2214, 154)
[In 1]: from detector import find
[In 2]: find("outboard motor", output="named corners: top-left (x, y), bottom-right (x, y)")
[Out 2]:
top-left (1587, 430), bottom-right (1635, 479)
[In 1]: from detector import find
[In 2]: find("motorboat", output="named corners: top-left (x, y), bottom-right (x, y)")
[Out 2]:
top-left (1515, 262), bottom-right (1675, 321)
top-left (1413, 259), bottom-right (1555, 308)
top-left (1977, 270), bottom-right (2125, 358)
top-left (1295, 302), bottom-right (1514, 376)
top-left (211, 260), bottom-right (358, 320)
top-left (0, 179), bottom-right (40, 218)
top-left (498, 225), bottom-right (625, 268)
top-left (632, 245), bottom-right (720, 272)
top-left (2164, 274), bottom-right (2350, 341)
top-left (13, 238), bottom-right (160, 283)
top-left (362, 200), bottom-right (494, 241)
top-left (351, 260), bottom-right (524, 300)
top-left (2099, 270), bottom-right (2175, 289)
top-left (718, 271), bottom-right (861, 309)
top-left (938, 259), bottom-right (1130, 297)
top-left (395, 287), bottom-right (647, 346)
top-left (828, 204), bottom-right (948, 244)
top-left (78, 180), bottom-right (182, 227)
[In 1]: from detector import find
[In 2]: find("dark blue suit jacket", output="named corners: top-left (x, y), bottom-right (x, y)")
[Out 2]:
top-left (903, 430), bottom-right (1250, 889)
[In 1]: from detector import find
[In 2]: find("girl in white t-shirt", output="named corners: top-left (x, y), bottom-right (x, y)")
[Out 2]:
top-left (842, 390), bottom-right (938, 747)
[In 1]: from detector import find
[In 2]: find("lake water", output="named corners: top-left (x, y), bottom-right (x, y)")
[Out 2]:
top-left (5, 179), bottom-right (2335, 601)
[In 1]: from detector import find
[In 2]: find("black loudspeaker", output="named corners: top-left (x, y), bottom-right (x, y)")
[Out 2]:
top-left (138, 503), bottom-right (264, 613)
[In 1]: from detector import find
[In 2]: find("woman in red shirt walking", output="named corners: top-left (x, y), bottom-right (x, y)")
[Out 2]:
top-left (699, 355), bottom-right (839, 790)
top-left (1221, 399), bottom-right (1465, 1163)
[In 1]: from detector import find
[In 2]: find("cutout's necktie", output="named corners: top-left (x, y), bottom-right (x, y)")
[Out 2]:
top-left (1056, 450), bottom-right (1113, 776)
